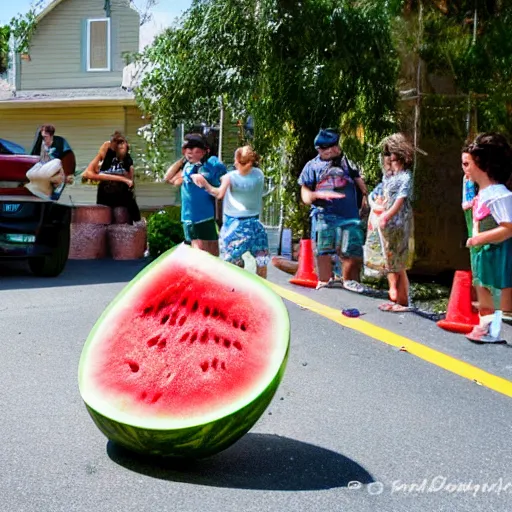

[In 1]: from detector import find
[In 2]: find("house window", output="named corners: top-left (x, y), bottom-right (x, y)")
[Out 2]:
top-left (87, 18), bottom-right (111, 72)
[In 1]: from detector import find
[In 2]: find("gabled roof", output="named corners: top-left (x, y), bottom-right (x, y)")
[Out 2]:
top-left (36, 0), bottom-right (136, 22)
top-left (36, 0), bottom-right (68, 22)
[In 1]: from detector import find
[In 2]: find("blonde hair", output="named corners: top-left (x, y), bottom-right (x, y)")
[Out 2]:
top-left (235, 145), bottom-right (259, 167)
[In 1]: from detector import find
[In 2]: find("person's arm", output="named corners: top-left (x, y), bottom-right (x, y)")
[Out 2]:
top-left (467, 223), bottom-right (512, 247)
top-left (301, 184), bottom-right (345, 204)
top-left (192, 174), bottom-right (231, 199)
top-left (164, 158), bottom-right (186, 184)
top-left (83, 142), bottom-right (131, 185)
top-left (380, 197), bottom-right (405, 227)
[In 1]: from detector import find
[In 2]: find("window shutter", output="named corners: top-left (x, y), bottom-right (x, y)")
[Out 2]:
top-left (89, 20), bottom-right (109, 70)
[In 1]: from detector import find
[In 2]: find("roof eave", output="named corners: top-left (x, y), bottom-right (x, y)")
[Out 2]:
top-left (0, 97), bottom-right (138, 109)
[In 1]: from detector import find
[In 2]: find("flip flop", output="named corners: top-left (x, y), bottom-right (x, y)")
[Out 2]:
top-left (378, 302), bottom-right (396, 311)
top-left (388, 304), bottom-right (412, 313)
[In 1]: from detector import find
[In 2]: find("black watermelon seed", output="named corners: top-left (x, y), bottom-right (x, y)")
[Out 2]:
top-left (240, 323), bottom-right (247, 331)
top-left (204, 306), bottom-right (211, 317)
top-left (232, 319), bottom-right (239, 328)
top-left (223, 339), bottom-right (231, 348)
top-left (191, 300), bottom-right (199, 312)
top-left (161, 314), bottom-right (170, 325)
top-left (156, 299), bottom-right (170, 313)
top-left (214, 335), bottom-right (220, 344)
top-left (147, 336), bottom-right (159, 348)
top-left (200, 330), bottom-right (209, 343)
top-left (233, 341), bottom-right (242, 351)
top-left (190, 332), bottom-right (198, 343)
top-left (181, 297), bottom-right (188, 307)
top-left (143, 306), bottom-right (154, 315)
top-left (212, 308), bottom-right (219, 318)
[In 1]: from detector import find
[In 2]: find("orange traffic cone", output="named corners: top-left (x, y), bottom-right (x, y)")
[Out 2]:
top-left (289, 239), bottom-right (319, 288)
top-left (437, 270), bottom-right (479, 334)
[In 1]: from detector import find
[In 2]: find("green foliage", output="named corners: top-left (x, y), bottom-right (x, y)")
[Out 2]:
top-left (146, 207), bottom-right (184, 259)
top-left (0, 4), bottom-right (41, 74)
top-left (135, 0), bottom-right (399, 236)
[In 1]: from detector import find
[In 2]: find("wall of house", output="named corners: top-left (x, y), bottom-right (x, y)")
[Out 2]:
top-left (20, 0), bottom-right (139, 90)
top-left (0, 104), bottom-right (145, 171)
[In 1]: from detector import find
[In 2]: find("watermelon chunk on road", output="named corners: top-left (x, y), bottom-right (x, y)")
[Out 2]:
top-left (78, 244), bottom-right (290, 458)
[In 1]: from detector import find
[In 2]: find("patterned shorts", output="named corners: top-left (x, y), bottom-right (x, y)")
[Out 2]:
top-left (312, 214), bottom-right (364, 259)
top-left (220, 215), bottom-right (270, 267)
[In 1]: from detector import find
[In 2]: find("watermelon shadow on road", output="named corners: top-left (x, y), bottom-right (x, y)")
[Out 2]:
top-left (106, 433), bottom-right (374, 491)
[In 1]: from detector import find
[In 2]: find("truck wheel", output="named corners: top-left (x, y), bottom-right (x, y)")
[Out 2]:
top-left (29, 226), bottom-right (70, 277)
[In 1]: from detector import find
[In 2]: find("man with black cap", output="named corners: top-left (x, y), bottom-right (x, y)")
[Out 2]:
top-left (298, 128), bottom-right (368, 291)
top-left (178, 133), bottom-right (227, 256)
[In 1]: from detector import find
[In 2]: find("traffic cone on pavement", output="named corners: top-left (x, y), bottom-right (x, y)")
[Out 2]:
top-left (289, 239), bottom-right (319, 288)
top-left (437, 270), bottom-right (479, 334)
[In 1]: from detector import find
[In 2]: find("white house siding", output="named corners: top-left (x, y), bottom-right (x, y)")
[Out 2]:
top-left (20, 0), bottom-right (139, 90)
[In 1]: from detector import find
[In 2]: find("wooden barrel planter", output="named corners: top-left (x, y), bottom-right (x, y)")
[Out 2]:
top-left (69, 204), bottom-right (111, 259)
top-left (107, 220), bottom-right (147, 260)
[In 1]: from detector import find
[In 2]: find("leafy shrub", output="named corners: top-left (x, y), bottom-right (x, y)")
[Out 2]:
top-left (147, 207), bottom-right (184, 259)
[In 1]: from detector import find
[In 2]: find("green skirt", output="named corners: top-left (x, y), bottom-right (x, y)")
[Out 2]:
top-left (472, 238), bottom-right (512, 290)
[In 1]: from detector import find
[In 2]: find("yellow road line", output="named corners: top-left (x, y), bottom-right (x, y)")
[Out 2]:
top-left (267, 281), bottom-right (512, 399)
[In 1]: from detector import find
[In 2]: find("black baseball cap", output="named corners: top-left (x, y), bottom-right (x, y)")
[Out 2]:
top-left (182, 134), bottom-right (208, 150)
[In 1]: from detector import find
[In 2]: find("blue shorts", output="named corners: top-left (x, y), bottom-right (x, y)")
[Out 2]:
top-left (312, 214), bottom-right (364, 259)
top-left (220, 215), bottom-right (270, 267)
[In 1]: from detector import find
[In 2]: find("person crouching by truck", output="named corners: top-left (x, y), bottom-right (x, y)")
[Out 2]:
top-left (83, 131), bottom-right (141, 224)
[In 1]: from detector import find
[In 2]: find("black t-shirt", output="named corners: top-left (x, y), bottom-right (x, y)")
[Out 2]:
top-left (99, 147), bottom-right (133, 176)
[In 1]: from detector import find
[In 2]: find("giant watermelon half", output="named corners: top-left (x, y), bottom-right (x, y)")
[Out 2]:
top-left (78, 244), bottom-right (290, 458)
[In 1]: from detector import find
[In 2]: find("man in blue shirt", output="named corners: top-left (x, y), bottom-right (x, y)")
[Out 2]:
top-left (298, 128), bottom-right (368, 291)
top-left (180, 134), bottom-right (226, 256)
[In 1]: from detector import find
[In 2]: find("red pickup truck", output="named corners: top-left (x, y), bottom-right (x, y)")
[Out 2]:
top-left (0, 139), bottom-right (75, 277)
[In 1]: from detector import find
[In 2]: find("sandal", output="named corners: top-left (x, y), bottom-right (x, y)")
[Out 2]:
top-left (379, 302), bottom-right (411, 313)
top-left (378, 302), bottom-right (396, 311)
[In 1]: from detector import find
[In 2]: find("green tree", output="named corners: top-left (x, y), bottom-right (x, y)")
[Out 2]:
top-left (136, 0), bottom-right (399, 235)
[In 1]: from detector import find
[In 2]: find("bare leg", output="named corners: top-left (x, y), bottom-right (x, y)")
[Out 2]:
top-left (387, 272), bottom-right (399, 302)
top-left (476, 286), bottom-right (495, 316)
top-left (191, 239), bottom-right (219, 257)
top-left (342, 257), bottom-right (362, 282)
top-left (256, 266), bottom-right (268, 279)
top-left (317, 254), bottom-right (333, 283)
top-left (396, 269), bottom-right (409, 306)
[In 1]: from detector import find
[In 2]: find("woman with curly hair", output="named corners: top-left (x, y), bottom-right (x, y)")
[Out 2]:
top-left (462, 132), bottom-right (512, 343)
top-left (376, 133), bottom-right (415, 313)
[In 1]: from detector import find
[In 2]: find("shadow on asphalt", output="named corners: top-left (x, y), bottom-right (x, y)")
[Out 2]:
top-left (0, 259), bottom-right (149, 290)
top-left (106, 433), bottom-right (374, 491)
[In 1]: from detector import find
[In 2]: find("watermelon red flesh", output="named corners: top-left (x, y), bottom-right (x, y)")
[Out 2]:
top-left (92, 261), bottom-right (273, 419)
top-left (79, 244), bottom-right (289, 441)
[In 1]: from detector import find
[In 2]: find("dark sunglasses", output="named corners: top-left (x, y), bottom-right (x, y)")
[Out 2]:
top-left (316, 144), bottom-right (336, 150)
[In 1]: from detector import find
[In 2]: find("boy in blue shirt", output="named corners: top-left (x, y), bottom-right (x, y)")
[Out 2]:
top-left (180, 134), bottom-right (226, 256)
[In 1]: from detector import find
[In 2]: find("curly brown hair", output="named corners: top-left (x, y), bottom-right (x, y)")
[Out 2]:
top-left (381, 133), bottom-right (415, 168)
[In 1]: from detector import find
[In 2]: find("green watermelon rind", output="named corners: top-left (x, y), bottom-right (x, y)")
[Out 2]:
top-left (78, 243), bottom-right (290, 458)
top-left (85, 344), bottom-right (288, 458)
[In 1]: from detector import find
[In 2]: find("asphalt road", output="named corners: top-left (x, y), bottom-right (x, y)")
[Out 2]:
top-left (1, 258), bottom-right (511, 512)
